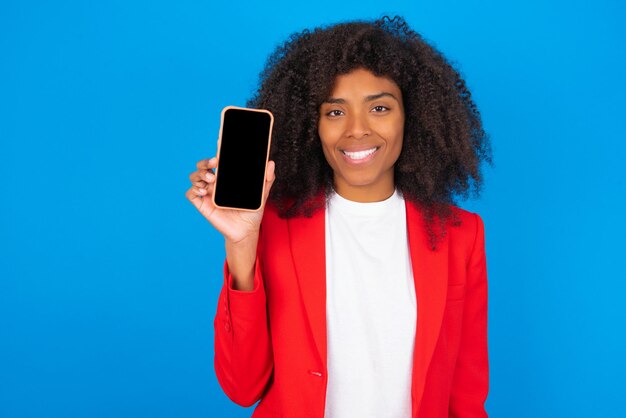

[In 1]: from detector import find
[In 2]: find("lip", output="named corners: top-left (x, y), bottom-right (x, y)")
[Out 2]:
top-left (340, 146), bottom-right (381, 165)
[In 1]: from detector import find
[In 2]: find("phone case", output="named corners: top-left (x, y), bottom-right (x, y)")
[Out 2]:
top-left (212, 105), bottom-right (274, 212)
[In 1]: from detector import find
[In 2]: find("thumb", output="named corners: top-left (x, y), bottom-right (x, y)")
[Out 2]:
top-left (262, 160), bottom-right (276, 204)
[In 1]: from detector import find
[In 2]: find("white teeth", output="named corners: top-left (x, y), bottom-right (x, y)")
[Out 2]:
top-left (343, 147), bottom-right (378, 160)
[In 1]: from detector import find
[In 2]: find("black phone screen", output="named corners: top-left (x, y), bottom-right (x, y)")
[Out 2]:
top-left (214, 107), bottom-right (273, 210)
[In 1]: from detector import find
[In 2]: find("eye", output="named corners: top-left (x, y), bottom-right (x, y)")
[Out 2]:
top-left (326, 109), bottom-right (344, 117)
top-left (371, 105), bottom-right (389, 113)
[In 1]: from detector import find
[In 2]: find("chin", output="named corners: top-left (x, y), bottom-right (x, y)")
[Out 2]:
top-left (341, 175), bottom-right (379, 188)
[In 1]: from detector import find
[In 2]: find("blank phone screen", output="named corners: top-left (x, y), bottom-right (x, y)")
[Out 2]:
top-left (214, 108), bottom-right (272, 210)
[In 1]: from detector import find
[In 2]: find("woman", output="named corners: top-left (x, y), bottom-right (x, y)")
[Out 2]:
top-left (186, 16), bottom-right (492, 418)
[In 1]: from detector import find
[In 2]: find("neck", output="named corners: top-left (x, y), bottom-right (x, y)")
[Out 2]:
top-left (333, 178), bottom-right (395, 203)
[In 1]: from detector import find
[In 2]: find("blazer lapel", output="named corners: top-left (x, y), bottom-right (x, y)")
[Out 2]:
top-left (287, 208), bottom-right (327, 369)
top-left (406, 200), bottom-right (449, 413)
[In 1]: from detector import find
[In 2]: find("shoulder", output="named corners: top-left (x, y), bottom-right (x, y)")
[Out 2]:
top-left (446, 204), bottom-right (486, 259)
top-left (405, 199), bottom-right (483, 235)
top-left (449, 204), bottom-right (484, 231)
top-left (260, 202), bottom-right (285, 230)
top-left (405, 199), bottom-right (485, 252)
top-left (261, 194), bottom-right (326, 227)
top-left (258, 201), bottom-right (306, 236)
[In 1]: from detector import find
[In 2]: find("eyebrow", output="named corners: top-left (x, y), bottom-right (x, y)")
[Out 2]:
top-left (323, 92), bottom-right (400, 104)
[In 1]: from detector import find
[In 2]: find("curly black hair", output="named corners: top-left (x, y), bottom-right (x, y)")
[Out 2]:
top-left (247, 16), bottom-right (492, 249)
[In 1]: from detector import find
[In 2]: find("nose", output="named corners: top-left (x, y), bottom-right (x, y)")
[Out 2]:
top-left (345, 112), bottom-right (371, 139)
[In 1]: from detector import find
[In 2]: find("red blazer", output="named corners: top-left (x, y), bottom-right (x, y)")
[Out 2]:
top-left (214, 199), bottom-right (489, 418)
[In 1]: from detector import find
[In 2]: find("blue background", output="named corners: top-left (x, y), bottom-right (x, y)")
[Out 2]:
top-left (1, 0), bottom-right (625, 417)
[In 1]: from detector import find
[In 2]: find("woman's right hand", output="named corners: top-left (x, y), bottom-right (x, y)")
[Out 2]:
top-left (185, 156), bottom-right (276, 244)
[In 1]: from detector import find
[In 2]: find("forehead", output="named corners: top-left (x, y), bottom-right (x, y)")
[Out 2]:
top-left (328, 68), bottom-right (401, 97)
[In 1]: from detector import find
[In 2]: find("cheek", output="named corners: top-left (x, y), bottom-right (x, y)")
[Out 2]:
top-left (381, 125), bottom-right (404, 159)
top-left (394, 130), bottom-right (404, 155)
top-left (389, 140), bottom-right (403, 168)
top-left (318, 125), bottom-right (341, 162)
top-left (373, 114), bottom-right (404, 146)
top-left (388, 120), bottom-right (405, 158)
top-left (320, 142), bottom-right (335, 166)
top-left (384, 135), bottom-right (404, 171)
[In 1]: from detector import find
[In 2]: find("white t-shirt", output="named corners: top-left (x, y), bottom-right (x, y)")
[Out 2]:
top-left (324, 189), bottom-right (417, 418)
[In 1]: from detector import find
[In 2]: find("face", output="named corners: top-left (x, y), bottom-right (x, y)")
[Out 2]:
top-left (318, 68), bottom-right (404, 202)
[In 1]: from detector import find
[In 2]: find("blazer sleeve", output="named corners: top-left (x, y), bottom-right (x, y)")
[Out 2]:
top-left (449, 213), bottom-right (489, 417)
top-left (213, 255), bottom-right (273, 407)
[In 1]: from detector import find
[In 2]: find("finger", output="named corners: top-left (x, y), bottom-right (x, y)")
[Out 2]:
top-left (196, 158), bottom-right (211, 170)
top-left (189, 169), bottom-right (214, 183)
top-left (196, 157), bottom-right (218, 171)
top-left (261, 160), bottom-right (276, 204)
top-left (189, 171), bottom-right (200, 182)
top-left (195, 187), bottom-right (209, 196)
top-left (185, 182), bottom-right (214, 207)
top-left (185, 186), bottom-right (204, 208)
top-left (189, 186), bottom-right (209, 197)
top-left (266, 160), bottom-right (275, 184)
top-left (199, 175), bottom-right (216, 197)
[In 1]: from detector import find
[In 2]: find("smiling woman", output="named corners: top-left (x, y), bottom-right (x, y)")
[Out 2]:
top-left (186, 15), bottom-right (492, 418)
top-left (318, 68), bottom-right (405, 202)
top-left (245, 17), bottom-right (492, 249)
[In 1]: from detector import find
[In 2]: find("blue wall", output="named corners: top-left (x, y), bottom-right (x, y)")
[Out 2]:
top-left (1, 0), bottom-right (625, 416)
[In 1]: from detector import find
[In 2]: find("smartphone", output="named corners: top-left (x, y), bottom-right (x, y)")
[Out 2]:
top-left (212, 106), bottom-right (274, 211)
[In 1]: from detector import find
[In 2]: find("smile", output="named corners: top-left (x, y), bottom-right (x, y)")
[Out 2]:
top-left (341, 146), bottom-right (379, 161)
